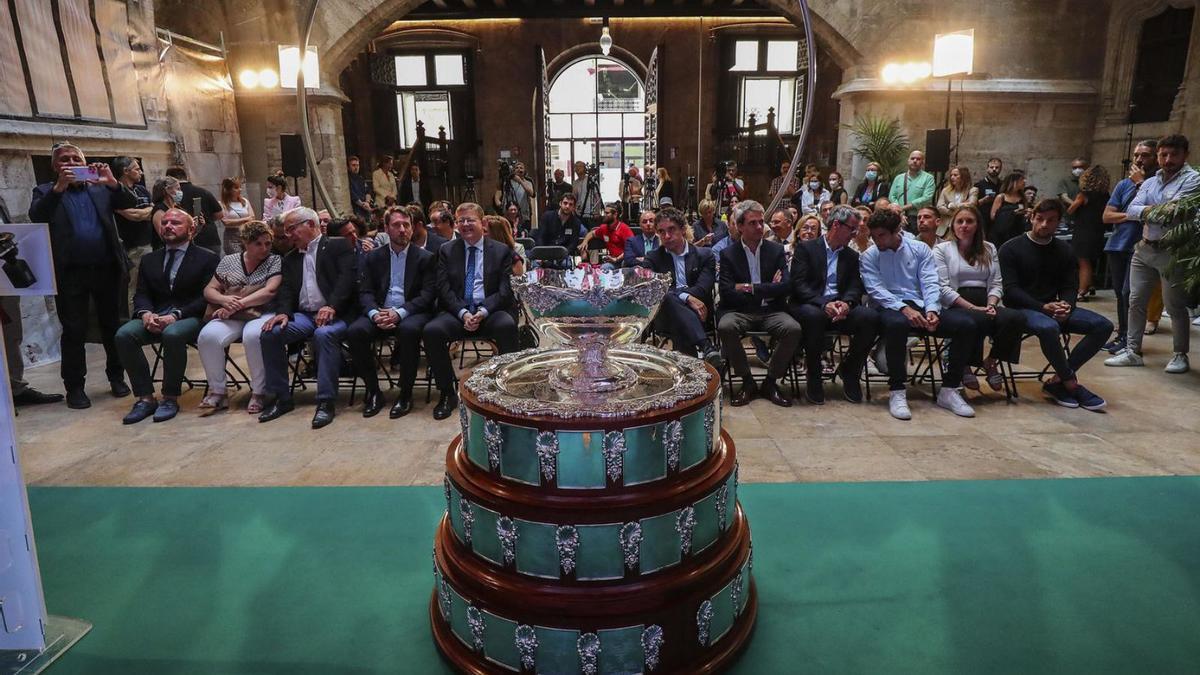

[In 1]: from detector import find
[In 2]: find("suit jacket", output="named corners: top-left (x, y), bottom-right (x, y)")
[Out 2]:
top-left (358, 243), bottom-right (437, 318)
top-left (132, 244), bottom-right (218, 319)
top-left (850, 179), bottom-right (889, 207)
top-left (622, 233), bottom-right (659, 268)
top-left (640, 244), bottom-right (716, 308)
top-left (789, 236), bottom-right (865, 308)
top-left (436, 237), bottom-right (514, 316)
top-left (399, 178), bottom-right (432, 209)
top-left (29, 182), bottom-right (134, 272)
top-left (277, 236), bottom-right (359, 318)
top-left (718, 239), bottom-right (791, 315)
top-left (423, 231), bottom-right (449, 254)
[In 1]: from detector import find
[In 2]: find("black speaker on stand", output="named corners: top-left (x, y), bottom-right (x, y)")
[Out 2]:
top-left (280, 134), bottom-right (308, 197)
top-left (925, 129), bottom-right (952, 174)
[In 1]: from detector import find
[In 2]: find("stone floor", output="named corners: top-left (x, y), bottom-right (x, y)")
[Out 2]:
top-left (12, 292), bottom-right (1200, 487)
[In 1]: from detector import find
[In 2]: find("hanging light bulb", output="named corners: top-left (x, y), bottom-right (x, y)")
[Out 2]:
top-left (599, 21), bottom-right (613, 56)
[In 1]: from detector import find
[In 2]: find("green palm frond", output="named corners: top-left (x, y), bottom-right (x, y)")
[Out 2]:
top-left (1157, 193), bottom-right (1200, 294)
top-left (842, 115), bottom-right (910, 181)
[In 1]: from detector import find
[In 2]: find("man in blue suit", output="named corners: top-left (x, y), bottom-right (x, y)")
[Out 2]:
top-left (622, 209), bottom-right (659, 268)
top-left (28, 143), bottom-right (137, 409)
top-left (639, 208), bottom-right (723, 370)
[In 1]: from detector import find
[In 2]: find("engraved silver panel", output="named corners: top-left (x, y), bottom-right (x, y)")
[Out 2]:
top-left (497, 516), bottom-right (518, 566)
top-left (536, 431), bottom-right (559, 483)
top-left (556, 524), bottom-right (579, 576)
top-left (697, 600), bottom-right (714, 646)
top-left (619, 521), bottom-right (643, 573)
top-left (484, 419), bottom-right (502, 471)
top-left (641, 624), bottom-right (664, 671)
top-left (676, 506), bottom-right (696, 556)
top-left (602, 430), bottom-right (628, 483)
top-left (577, 632), bottom-right (601, 675)
top-left (515, 624), bottom-right (538, 671)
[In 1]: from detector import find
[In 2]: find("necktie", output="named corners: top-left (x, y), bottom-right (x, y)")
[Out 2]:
top-left (464, 245), bottom-right (477, 312)
top-left (164, 248), bottom-right (179, 288)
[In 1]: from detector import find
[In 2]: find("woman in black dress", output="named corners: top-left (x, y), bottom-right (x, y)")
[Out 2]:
top-left (988, 172), bottom-right (1028, 247)
top-left (1067, 165), bottom-right (1111, 301)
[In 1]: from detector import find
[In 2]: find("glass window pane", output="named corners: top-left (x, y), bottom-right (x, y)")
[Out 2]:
top-left (624, 142), bottom-right (646, 171)
top-left (766, 41), bottom-right (799, 72)
top-left (550, 141), bottom-right (573, 177)
top-left (397, 92), bottom-right (417, 147)
top-left (595, 57), bottom-right (644, 112)
top-left (395, 55), bottom-right (427, 86)
top-left (597, 113), bottom-right (623, 137)
top-left (434, 54), bottom-right (465, 85)
top-left (623, 113), bottom-right (645, 138)
top-left (741, 78), bottom-right (780, 126)
top-left (550, 113), bottom-right (572, 139)
top-left (413, 91), bottom-right (453, 139)
top-left (573, 141), bottom-right (597, 165)
top-left (730, 40), bottom-right (759, 72)
top-left (777, 79), bottom-right (795, 134)
top-left (572, 113), bottom-right (597, 138)
top-left (549, 58), bottom-right (598, 113)
top-left (598, 142), bottom-right (623, 204)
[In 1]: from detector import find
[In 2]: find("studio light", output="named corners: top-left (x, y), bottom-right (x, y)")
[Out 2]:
top-left (932, 29), bottom-right (974, 78)
top-left (258, 68), bottom-right (279, 88)
top-left (880, 61), bottom-right (931, 84)
top-left (238, 69), bottom-right (260, 88)
top-left (279, 46), bottom-right (321, 89)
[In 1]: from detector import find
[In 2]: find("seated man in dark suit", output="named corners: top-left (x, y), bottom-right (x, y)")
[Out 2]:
top-left (346, 206), bottom-right (436, 419)
top-left (536, 192), bottom-right (586, 251)
top-left (717, 200), bottom-right (801, 407)
top-left (114, 208), bottom-right (218, 423)
top-left (423, 202), bottom-right (520, 419)
top-left (622, 209), bottom-right (659, 268)
top-left (789, 204), bottom-right (877, 405)
top-left (259, 207), bottom-right (359, 429)
top-left (639, 207), bottom-right (723, 369)
top-left (420, 206), bottom-right (450, 252)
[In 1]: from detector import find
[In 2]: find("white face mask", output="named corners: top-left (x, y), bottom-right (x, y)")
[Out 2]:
top-left (809, 181), bottom-right (821, 190)
top-left (1071, 167), bottom-right (1085, 178)
top-left (172, 190), bottom-right (184, 202)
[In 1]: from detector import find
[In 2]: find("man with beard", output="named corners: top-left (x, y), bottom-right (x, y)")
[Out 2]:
top-left (577, 202), bottom-right (633, 268)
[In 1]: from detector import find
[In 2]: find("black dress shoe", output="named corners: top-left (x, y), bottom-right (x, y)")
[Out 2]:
top-left (390, 393), bottom-right (413, 419)
top-left (840, 368), bottom-right (864, 404)
top-left (13, 388), bottom-right (64, 406)
top-left (362, 390), bottom-right (385, 418)
top-left (805, 379), bottom-right (825, 405)
top-left (432, 391), bottom-right (458, 420)
top-left (312, 400), bottom-right (336, 429)
top-left (731, 383), bottom-right (757, 407)
top-left (66, 388), bottom-right (91, 409)
top-left (122, 399), bottom-right (158, 425)
top-left (761, 381), bottom-right (793, 407)
top-left (109, 380), bottom-right (131, 398)
top-left (258, 398), bottom-right (295, 423)
top-left (702, 348), bottom-right (725, 373)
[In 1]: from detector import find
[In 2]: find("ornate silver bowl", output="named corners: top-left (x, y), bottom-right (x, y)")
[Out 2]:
top-left (512, 267), bottom-right (671, 394)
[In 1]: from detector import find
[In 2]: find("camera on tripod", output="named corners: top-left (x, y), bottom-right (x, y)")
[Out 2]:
top-left (715, 160), bottom-right (733, 176)
top-left (585, 163), bottom-right (600, 178)
top-left (497, 158), bottom-right (518, 180)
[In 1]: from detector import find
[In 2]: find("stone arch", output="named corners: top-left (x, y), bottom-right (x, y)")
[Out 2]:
top-left (1098, 0), bottom-right (1199, 125)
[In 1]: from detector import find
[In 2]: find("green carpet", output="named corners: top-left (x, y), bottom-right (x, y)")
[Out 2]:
top-left (27, 478), bottom-right (1200, 674)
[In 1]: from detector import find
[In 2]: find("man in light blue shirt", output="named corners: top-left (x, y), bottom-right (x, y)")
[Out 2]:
top-left (1100, 140), bottom-right (1158, 352)
top-left (861, 209), bottom-right (977, 420)
top-left (1105, 134), bottom-right (1199, 374)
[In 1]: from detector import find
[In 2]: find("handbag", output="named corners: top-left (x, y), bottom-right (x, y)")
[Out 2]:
top-left (204, 279), bottom-right (267, 322)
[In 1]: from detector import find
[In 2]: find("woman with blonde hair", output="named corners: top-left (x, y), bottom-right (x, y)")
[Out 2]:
top-left (654, 166), bottom-right (674, 206)
top-left (484, 215), bottom-right (525, 275)
top-left (936, 165), bottom-right (979, 238)
top-left (219, 177), bottom-right (255, 254)
top-left (195, 220), bottom-right (282, 414)
top-left (796, 214), bottom-right (822, 242)
top-left (1067, 164), bottom-right (1111, 301)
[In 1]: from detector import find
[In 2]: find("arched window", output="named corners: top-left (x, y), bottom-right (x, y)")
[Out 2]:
top-left (1130, 6), bottom-right (1195, 123)
top-left (548, 57), bottom-right (646, 206)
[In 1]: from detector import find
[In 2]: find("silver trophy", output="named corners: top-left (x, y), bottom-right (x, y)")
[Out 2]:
top-left (467, 267), bottom-right (712, 418)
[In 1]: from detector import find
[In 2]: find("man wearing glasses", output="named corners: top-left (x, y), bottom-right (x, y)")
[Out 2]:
top-left (423, 203), bottom-right (519, 420)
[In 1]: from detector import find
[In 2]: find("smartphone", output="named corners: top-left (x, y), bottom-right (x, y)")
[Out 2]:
top-left (69, 166), bottom-right (99, 182)
top-left (191, 197), bottom-right (202, 217)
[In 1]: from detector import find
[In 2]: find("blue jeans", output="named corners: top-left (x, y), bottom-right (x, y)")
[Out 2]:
top-left (1021, 307), bottom-right (1113, 381)
top-left (260, 312), bottom-right (348, 401)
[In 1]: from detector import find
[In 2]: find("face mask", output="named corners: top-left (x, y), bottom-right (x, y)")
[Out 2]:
top-left (864, 170), bottom-right (878, 181)
top-left (1071, 168), bottom-right (1084, 178)
top-left (809, 181), bottom-right (821, 190)
top-left (172, 190), bottom-right (184, 202)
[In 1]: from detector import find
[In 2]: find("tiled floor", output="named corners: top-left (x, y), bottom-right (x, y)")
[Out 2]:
top-left (13, 292), bottom-right (1200, 487)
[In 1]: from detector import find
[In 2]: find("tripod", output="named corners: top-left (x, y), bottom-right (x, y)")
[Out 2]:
top-left (683, 175), bottom-right (699, 222)
top-left (579, 169), bottom-right (602, 226)
top-left (462, 176), bottom-right (478, 204)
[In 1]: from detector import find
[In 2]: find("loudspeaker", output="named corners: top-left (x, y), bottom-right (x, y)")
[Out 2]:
top-left (280, 134), bottom-right (307, 178)
top-left (925, 129), bottom-right (951, 173)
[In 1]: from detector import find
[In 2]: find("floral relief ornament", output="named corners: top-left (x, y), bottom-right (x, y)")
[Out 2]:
top-left (556, 525), bottom-right (579, 576)
top-left (603, 430), bottom-right (628, 483)
top-left (619, 521), bottom-right (643, 573)
top-left (664, 419), bottom-right (683, 472)
top-left (515, 624), bottom-right (538, 671)
top-left (536, 430), bottom-right (559, 483)
top-left (466, 604), bottom-right (485, 652)
top-left (577, 632), bottom-right (602, 675)
top-left (484, 419), bottom-right (502, 471)
top-left (641, 624), bottom-right (664, 671)
top-left (459, 495), bottom-right (475, 545)
top-left (697, 600), bottom-right (714, 646)
top-left (497, 516), bottom-right (518, 566)
top-left (676, 506), bottom-right (696, 556)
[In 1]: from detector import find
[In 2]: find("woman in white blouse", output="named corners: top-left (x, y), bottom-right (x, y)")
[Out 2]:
top-left (933, 206), bottom-right (1027, 391)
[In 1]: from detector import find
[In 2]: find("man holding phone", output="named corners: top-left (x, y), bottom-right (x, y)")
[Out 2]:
top-left (29, 142), bottom-right (137, 409)
top-left (164, 166), bottom-right (222, 254)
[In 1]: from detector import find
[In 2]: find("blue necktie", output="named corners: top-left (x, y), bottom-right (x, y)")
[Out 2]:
top-left (164, 248), bottom-right (179, 289)
top-left (464, 245), bottom-right (477, 312)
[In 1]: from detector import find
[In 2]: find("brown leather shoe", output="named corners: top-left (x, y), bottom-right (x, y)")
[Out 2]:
top-left (761, 381), bottom-right (793, 408)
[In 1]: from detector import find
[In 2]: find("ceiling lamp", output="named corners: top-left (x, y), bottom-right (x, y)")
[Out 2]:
top-left (599, 19), bottom-right (613, 56)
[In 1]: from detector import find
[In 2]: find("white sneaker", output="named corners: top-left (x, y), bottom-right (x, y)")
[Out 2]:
top-left (1192, 315), bottom-right (1200, 326)
top-left (936, 387), bottom-right (976, 417)
top-left (888, 390), bottom-right (912, 420)
top-left (1165, 353), bottom-right (1190, 374)
top-left (1104, 349), bottom-right (1145, 367)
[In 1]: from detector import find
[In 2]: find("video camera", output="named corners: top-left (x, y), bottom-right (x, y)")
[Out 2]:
top-left (497, 158), bottom-right (518, 180)
top-left (585, 163), bottom-right (600, 178)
